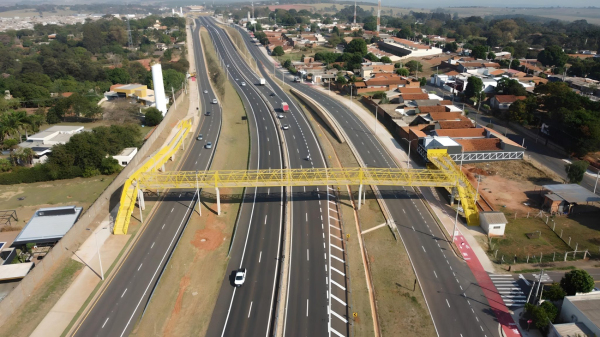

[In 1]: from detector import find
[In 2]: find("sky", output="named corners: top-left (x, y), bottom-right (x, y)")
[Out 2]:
top-left (377, 0), bottom-right (595, 8)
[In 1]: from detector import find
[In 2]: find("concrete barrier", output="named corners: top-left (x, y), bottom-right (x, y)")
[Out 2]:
top-left (0, 89), bottom-right (187, 326)
top-left (290, 88), bottom-right (345, 144)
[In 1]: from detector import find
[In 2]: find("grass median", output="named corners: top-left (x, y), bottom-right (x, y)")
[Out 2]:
top-left (130, 28), bottom-right (250, 337)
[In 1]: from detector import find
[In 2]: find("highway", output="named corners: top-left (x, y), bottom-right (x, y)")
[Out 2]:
top-left (72, 22), bottom-right (222, 337)
top-left (230, 21), bottom-right (504, 337)
top-left (201, 17), bottom-right (349, 337)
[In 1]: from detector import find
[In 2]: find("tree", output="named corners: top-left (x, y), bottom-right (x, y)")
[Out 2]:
top-left (565, 160), bottom-right (589, 184)
top-left (405, 60), bottom-right (422, 74)
top-left (538, 45), bottom-right (568, 67)
top-left (487, 51), bottom-right (496, 60)
top-left (508, 100), bottom-right (534, 125)
top-left (419, 77), bottom-right (427, 87)
top-left (363, 21), bottom-right (377, 32)
top-left (560, 269), bottom-right (595, 295)
top-left (82, 22), bottom-right (105, 54)
top-left (380, 56), bottom-right (392, 63)
top-left (543, 283), bottom-right (566, 301)
top-left (100, 157), bottom-right (122, 175)
top-left (525, 303), bottom-right (551, 330)
top-left (162, 69), bottom-right (185, 93)
top-left (445, 42), bottom-right (458, 53)
top-left (396, 68), bottom-right (409, 76)
top-left (396, 27), bottom-right (412, 39)
top-left (364, 52), bottom-right (380, 62)
top-left (272, 46), bottom-right (284, 56)
top-left (344, 38), bottom-right (367, 56)
top-left (282, 59), bottom-right (292, 68)
top-left (496, 77), bottom-right (527, 96)
top-left (106, 68), bottom-right (130, 84)
top-left (540, 301), bottom-right (558, 323)
top-left (335, 75), bottom-right (347, 85)
top-left (471, 45), bottom-right (487, 59)
top-left (145, 107), bottom-right (163, 126)
top-left (464, 76), bottom-right (484, 100)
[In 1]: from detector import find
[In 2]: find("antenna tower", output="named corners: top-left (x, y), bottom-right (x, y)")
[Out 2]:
top-left (376, 0), bottom-right (381, 35)
top-left (127, 16), bottom-right (133, 50)
top-left (353, 1), bottom-right (356, 25)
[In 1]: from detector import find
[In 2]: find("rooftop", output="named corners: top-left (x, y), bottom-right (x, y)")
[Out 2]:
top-left (455, 138), bottom-right (502, 152)
top-left (552, 322), bottom-right (594, 337)
top-left (542, 184), bottom-right (600, 204)
top-left (480, 211), bottom-right (508, 224)
top-left (437, 120), bottom-right (475, 129)
top-left (434, 128), bottom-right (486, 138)
top-left (13, 206), bottom-right (83, 246)
top-left (494, 95), bottom-right (527, 103)
top-left (566, 293), bottom-right (600, 329)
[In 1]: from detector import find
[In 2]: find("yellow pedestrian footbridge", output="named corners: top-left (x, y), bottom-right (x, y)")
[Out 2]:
top-left (114, 143), bottom-right (479, 234)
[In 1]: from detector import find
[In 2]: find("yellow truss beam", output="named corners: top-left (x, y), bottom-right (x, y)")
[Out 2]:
top-left (136, 167), bottom-right (459, 189)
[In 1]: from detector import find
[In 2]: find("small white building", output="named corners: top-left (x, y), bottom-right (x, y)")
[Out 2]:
top-left (112, 147), bottom-right (138, 167)
top-left (479, 211), bottom-right (507, 236)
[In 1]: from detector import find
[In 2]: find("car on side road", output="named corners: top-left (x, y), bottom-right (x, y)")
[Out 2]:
top-left (205, 111), bottom-right (211, 116)
top-left (234, 268), bottom-right (246, 287)
top-left (282, 124), bottom-right (290, 130)
top-left (241, 82), bottom-right (246, 86)
top-left (277, 115), bottom-right (284, 119)
top-left (197, 134), bottom-right (203, 140)
top-left (212, 99), bottom-right (218, 104)
top-left (205, 142), bottom-right (212, 149)
top-left (204, 90), bottom-right (208, 94)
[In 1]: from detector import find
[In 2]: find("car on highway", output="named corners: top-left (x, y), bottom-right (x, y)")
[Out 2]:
top-left (241, 82), bottom-right (246, 86)
top-left (204, 90), bottom-right (208, 94)
top-left (277, 115), bottom-right (284, 119)
top-left (282, 124), bottom-right (290, 130)
top-left (234, 268), bottom-right (246, 287)
top-left (205, 111), bottom-right (211, 116)
top-left (205, 142), bottom-right (212, 149)
top-left (197, 134), bottom-right (203, 140)
top-left (212, 99), bottom-right (218, 104)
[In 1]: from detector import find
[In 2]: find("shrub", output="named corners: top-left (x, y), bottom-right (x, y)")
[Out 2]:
top-left (82, 167), bottom-right (101, 178)
top-left (543, 283), bottom-right (566, 301)
top-left (144, 107), bottom-right (163, 126)
top-left (100, 157), bottom-right (122, 175)
top-left (560, 269), bottom-right (595, 295)
top-left (0, 159), bottom-right (11, 172)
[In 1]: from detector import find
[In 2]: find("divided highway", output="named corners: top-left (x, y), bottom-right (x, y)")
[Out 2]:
top-left (72, 22), bottom-right (222, 337)
top-left (230, 20), bottom-right (503, 337)
top-left (201, 17), bottom-right (349, 337)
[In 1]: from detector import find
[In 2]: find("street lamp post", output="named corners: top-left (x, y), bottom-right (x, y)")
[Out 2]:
top-left (86, 227), bottom-right (107, 281)
top-left (452, 198), bottom-right (461, 243)
top-left (401, 138), bottom-right (415, 169)
top-left (594, 171), bottom-right (599, 195)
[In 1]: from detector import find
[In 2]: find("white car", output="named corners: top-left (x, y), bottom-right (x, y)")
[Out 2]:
top-left (205, 141), bottom-right (212, 149)
top-left (204, 90), bottom-right (208, 94)
top-left (282, 124), bottom-right (290, 130)
top-left (277, 115), bottom-right (284, 119)
top-left (212, 99), bottom-right (218, 104)
top-left (234, 268), bottom-right (246, 287)
top-left (241, 82), bottom-right (246, 86)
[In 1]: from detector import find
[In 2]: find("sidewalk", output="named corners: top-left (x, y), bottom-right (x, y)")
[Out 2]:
top-left (30, 23), bottom-right (201, 337)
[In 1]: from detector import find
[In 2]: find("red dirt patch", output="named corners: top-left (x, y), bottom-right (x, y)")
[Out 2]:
top-left (162, 274), bottom-right (191, 336)
top-left (191, 227), bottom-right (224, 252)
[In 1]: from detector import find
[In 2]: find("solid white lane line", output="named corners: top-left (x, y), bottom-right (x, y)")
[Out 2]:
top-left (422, 246), bottom-right (426, 253)
top-left (102, 317), bottom-right (109, 328)
top-left (306, 213), bottom-right (308, 222)
top-left (162, 224), bottom-right (165, 229)
top-left (306, 299), bottom-right (309, 317)
top-left (331, 254), bottom-right (344, 263)
top-left (433, 271), bottom-right (438, 278)
top-left (171, 208), bottom-right (174, 212)
top-left (138, 263), bottom-right (143, 271)
top-left (446, 299), bottom-right (450, 308)
top-left (331, 243), bottom-right (344, 252)
top-left (307, 249), bottom-right (309, 261)
top-left (330, 328), bottom-right (345, 337)
top-left (121, 288), bottom-right (127, 298)
top-left (151, 242), bottom-right (155, 249)
top-left (259, 251), bottom-right (262, 263)
top-left (331, 310), bottom-right (348, 323)
top-left (264, 215), bottom-right (267, 224)
top-left (248, 301), bottom-right (253, 318)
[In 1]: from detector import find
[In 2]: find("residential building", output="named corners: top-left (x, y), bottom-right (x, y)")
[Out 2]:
top-left (479, 211), bottom-right (508, 236)
top-left (551, 293), bottom-right (600, 337)
top-left (104, 84), bottom-right (156, 107)
top-left (112, 147), bottom-right (138, 166)
top-left (360, 62), bottom-right (395, 78)
top-left (490, 95), bottom-right (526, 110)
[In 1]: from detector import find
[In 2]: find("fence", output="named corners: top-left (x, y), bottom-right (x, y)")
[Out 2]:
top-left (488, 209), bottom-right (597, 265)
top-left (0, 89), bottom-right (187, 326)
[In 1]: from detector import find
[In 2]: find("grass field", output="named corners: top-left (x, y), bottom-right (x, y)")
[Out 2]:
top-left (274, 45), bottom-right (334, 64)
top-left (0, 175), bottom-right (114, 230)
top-left (131, 27), bottom-right (250, 337)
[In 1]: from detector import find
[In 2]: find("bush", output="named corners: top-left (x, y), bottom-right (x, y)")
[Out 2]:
top-left (100, 157), bottom-right (122, 175)
top-left (82, 167), bottom-right (101, 178)
top-left (2, 139), bottom-right (18, 149)
top-left (272, 46), bottom-right (284, 56)
top-left (145, 107), bottom-right (163, 126)
top-left (0, 159), bottom-right (11, 172)
top-left (560, 269), bottom-right (595, 295)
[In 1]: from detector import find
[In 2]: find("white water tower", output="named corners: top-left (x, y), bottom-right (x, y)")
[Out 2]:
top-left (152, 63), bottom-right (168, 116)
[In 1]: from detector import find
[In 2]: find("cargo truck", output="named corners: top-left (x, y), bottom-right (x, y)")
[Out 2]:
top-left (281, 102), bottom-right (289, 112)
top-left (259, 78), bottom-right (266, 85)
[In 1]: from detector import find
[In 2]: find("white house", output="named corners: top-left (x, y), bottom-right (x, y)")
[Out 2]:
top-left (112, 147), bottom-right (138, 167)
top-left (18, 126), bottom-right (84, 164)
top-left (479, 211), bottom-right (507, 236)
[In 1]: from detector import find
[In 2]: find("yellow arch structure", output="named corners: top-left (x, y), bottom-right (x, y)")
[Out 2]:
top-left (114, 146), bottom-right (479, 234)
top-left (113, 119), bottom-right (193, 235)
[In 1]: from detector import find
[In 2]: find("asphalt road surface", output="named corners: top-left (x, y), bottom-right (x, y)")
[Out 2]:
top-left (232, 22), bottom-right (503, 337)
top-left (200, 17), bottom-right (348, 337)
top-left (72, 22), bottom-right (222, 337)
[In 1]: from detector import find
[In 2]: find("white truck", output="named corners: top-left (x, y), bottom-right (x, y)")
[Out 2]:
top-left (259, 78), bottom-right (266, 85)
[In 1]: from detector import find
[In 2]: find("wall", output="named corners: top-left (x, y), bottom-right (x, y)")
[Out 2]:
top-left (0, 89), bottom-right (186, 326)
